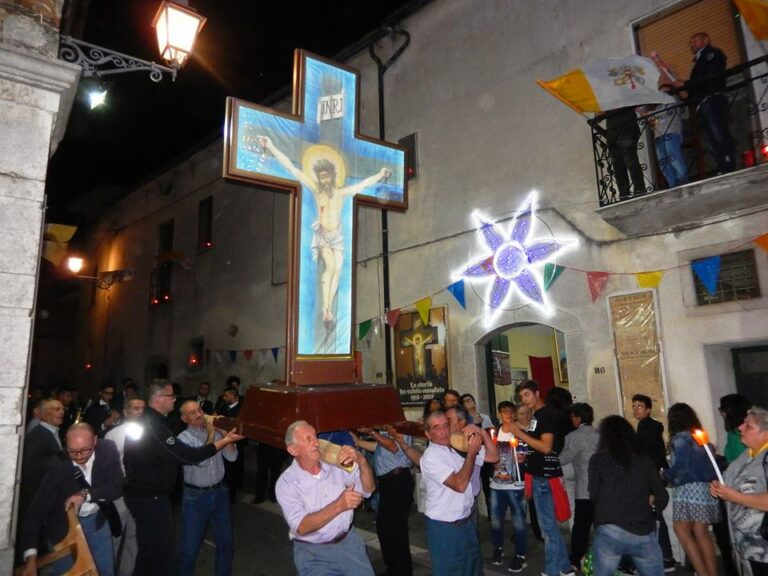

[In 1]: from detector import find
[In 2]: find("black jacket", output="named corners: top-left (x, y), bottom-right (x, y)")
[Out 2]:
top-left (123, 407), bottom-right (217, 496)
top-left (21, 426), bottom-right (62, 514)
top-left (19, 439), bottom-right (123, 554)
top-left (84, 401), bottom-right (113, 437)
top-left (636, 416), bottom-right (668, 471)
top-left (687, 45), bottom-right (727, 103)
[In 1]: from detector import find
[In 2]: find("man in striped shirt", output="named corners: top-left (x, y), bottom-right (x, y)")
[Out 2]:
top-left (176, 400), bottom-right (238, 576)
top-left (354, 426), bottom-right (419, 576)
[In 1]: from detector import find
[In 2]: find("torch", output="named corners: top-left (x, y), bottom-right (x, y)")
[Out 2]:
top-left (692, 429), bottom-right (724, 484)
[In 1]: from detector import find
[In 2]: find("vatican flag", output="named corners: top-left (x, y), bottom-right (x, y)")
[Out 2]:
top-left (734, 0), bottom-right (768, 40)
top-left (537, 55), bottom-right (675, 114)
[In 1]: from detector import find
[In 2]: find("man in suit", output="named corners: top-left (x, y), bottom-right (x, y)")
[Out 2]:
top-left (85, 383), bottom-right (119, 437)
top-left (19, 423), bottom-right (124, 576)
top-left (217, 387), bottom-right (245, 502)
top-left (21, 399), bottom-right (65, 514)
top-left (196, 382), bottom-right (214, 415)
top-left (215, 375), bottom-right (243, 413)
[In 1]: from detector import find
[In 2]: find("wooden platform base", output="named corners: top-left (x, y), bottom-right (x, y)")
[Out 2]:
top-left (215, 382), bottom-right (407, 448)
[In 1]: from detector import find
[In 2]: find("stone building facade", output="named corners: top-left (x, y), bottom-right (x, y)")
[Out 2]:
top-left (69, 0), bottom-right (768, 453)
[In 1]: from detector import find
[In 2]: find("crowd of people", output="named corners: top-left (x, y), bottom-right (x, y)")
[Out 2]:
top-left (16, 376), bottom-right (286, 576)
top-left (15, 376), bottom-right (768, 576)
top-left (276, 382), bottom-right (768, 576)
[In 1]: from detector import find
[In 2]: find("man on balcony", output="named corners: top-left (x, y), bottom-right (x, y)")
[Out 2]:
top-left (680, 32), bottom-right (736, 175)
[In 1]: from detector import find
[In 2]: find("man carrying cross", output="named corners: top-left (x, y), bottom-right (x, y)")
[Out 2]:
top-left (257, 135), bottom-right (390, 326)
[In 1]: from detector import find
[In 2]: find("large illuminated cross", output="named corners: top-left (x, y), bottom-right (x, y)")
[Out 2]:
top-left (223, 50), bottom-right (407, 386)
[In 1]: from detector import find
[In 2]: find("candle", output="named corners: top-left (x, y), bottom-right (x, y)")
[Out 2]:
top-left (692, 429), bottom-right (724, 484)
top-left (510, 436), bottom-right (523, 488)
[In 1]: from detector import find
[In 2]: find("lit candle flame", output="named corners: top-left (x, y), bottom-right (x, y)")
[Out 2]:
top-left (692, 429), bottom-right (708, 446)
top-left (510, 436), bottom-right (518, 448)
top-left (490, 428), bottom-right (497, 443)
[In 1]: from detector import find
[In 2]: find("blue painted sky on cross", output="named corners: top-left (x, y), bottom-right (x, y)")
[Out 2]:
top-left (233, 55), bottom-right (405, 356)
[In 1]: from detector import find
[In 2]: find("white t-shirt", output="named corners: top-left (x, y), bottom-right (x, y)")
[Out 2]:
top-left (490, 429), bottom-right (522, 490)
top-left (421, 442), bottom-right (483, 522)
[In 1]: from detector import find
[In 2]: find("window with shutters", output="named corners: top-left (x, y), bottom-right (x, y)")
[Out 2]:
top-left (692, 250), bottom-right (761, 305)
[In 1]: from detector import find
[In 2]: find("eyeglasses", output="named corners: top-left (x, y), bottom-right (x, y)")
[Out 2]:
top-left (67, 445), bottom-right (95, 456)
top-left (158, 394), bottom-right (176, 398)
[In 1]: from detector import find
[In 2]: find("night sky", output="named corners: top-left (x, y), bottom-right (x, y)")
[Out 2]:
top-left (46, 0), bottom-right (418, 222)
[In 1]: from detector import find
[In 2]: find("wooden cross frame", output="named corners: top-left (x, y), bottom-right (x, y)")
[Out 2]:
top-left (221, 50), bottom-right (409, 442)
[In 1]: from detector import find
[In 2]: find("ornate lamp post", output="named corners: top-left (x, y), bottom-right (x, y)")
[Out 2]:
top-left (59, 1), bottom-right (206, 83)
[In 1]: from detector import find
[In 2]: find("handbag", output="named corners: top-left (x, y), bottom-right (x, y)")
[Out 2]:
top-left (549, 476), bottom-right (572, 522)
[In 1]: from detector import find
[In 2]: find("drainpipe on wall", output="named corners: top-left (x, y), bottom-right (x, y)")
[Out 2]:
top-left (368, 26), bottom-right (410, 386)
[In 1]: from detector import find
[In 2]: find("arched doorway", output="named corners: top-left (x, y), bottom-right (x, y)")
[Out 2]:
top-left (481, 323), bottom-right (569, 415)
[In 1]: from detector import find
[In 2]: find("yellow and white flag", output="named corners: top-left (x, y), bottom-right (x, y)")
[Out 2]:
top-left (734, 0), bottom-right (768, 40)
top-left (42, 224), bottom-right (77, 267)
top-left (537, 55), bottom-right (675, 114)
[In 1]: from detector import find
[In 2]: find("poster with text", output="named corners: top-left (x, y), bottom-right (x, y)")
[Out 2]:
top-left (395, 307), bottom-right (449, 407)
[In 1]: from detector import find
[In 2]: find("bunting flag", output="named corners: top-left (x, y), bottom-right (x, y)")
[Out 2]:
top-left (734, 0), bottom-right (768, 40)
top-left (415, 296), bottom-right (432, 326)
top-left (636, 271), bottom-right (664, 288)
top-left (215, 351), bottom-right (224, 364)
top-left (692, 256), bottom-right (721, 296)
top-left (386, 308), bottom-right (401, 327)
top-left (243, 350), bottom-right (254, 361)
top-left (258, 349), bottom-right (268, 371)
top-left (447, 279), bottom-right (466, 309)
top-left (543, 263), bottom-right (565, 291)
top-left (587, 271), bottom-right (611, 302)
top-left (228, 350), bottom-right (238, 363)
top-left (42, 223), bottom-right (78, 267)
top-left (537, 55), bottom-right (674, 114)
top-left (358, 319), bottom-right (372, 340)
top-left (755, 232), bottom-right (768, 253)
top-left (271, 347), bottom-right (279, 363)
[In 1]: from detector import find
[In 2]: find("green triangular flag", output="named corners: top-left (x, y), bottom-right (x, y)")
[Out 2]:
top-left (543, 263), bottom-right (565, 291)
top-left (358, 319), bottom-right (372, 340)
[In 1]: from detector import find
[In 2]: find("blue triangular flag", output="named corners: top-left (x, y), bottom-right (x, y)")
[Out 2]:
top-left (271, 347), bottom-right (279, 363)
top-left (692, 256), bottom-right (721, 296)
top-left (228, 350), bottom-right (237, 363)
top-left (447, 279), bottom-right (466, 309)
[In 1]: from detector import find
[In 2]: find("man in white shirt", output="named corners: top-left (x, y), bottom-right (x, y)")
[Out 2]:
top-left (420, 411), bottom-right (483, 575)
top-left (104, 397), bottom-right (145, 576)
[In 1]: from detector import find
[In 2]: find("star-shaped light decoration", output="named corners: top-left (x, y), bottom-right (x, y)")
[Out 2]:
top-left (453, 191), bottom-right (577, 327)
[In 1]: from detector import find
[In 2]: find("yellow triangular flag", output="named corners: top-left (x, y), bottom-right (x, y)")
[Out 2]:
top-left (734, 0), bottom-right (768, 40)
top-left (636, 271), bottom-right (664, 288)
top-left (755, 232), bottom-right (768, 253)
top-left (415, 296), bottom-right (432, 326)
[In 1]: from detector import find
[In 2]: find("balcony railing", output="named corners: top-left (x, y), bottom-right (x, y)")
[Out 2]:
top-left (590, 54), bottom-right (768, 207)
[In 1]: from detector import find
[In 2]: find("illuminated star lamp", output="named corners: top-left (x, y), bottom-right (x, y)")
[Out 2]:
top-left (452, 191), bottom-right (577, 327)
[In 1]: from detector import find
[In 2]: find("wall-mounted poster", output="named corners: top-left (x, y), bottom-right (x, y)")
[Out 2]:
top-left (492, 350), bottom-right (511, 386)
top-left (395, 307), bottom-right (449, 407)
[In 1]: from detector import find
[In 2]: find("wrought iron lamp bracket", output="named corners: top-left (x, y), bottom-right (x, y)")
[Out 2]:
top-left (59, 36), bottom-right (177, 83)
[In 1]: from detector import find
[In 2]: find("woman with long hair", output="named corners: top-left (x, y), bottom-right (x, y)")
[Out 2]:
top-left (589, 415), bottom-right (667, 575)
top-left (662, 403), bottom-right (721, 576)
